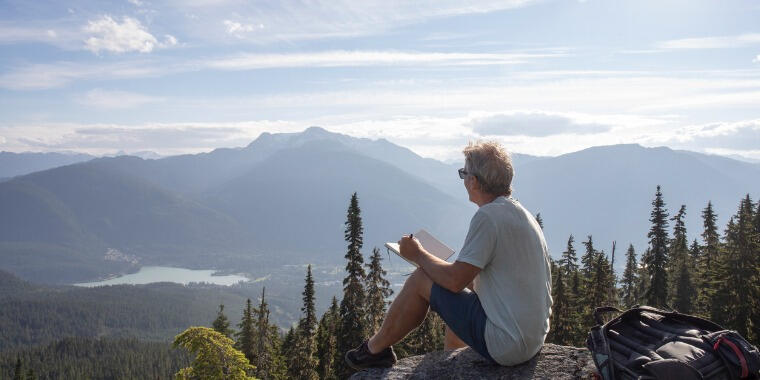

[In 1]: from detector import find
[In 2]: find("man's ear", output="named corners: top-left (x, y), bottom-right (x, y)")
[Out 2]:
top-left (469, 175), bottom-right (481, 191)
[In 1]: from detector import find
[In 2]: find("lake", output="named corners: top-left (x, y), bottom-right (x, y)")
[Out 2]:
top-left (74, 266), bottom-right (249, 287)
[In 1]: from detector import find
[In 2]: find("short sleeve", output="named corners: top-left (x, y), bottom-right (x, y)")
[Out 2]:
top-left (456, 209), bottom-right (497, 269)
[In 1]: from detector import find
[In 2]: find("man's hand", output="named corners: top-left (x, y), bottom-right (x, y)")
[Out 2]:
top-left (398, 235), bottom-right (423, 264)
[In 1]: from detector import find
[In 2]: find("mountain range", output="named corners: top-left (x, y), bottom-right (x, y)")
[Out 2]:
top-left (1, 127), bottom-right (758, 283)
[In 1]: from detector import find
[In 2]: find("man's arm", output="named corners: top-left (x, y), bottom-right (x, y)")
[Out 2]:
top-left (399, 236), bottom-right (480, 293)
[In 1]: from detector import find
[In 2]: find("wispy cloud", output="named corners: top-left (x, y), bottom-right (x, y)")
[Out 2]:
top-left (656, 33), bottom-right (760, 49)
top-left (469, 112), bottom-right (612, 137)
top-left (77, 89), bottom-right (165, 109)
top-left (223, 20), bottom-right (263, 38)
top-left (175, 0), bottom-right (539, 43)
top-left (83, 15), bottom-right (177, 54)
top-left (0, 49), bottom-right (562, 90)
top-left (0, 61), bottom-right (162, 90)
top-left (204, 50), bottom-right (560, 70)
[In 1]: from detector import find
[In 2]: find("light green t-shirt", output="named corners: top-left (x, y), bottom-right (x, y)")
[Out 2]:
top-left (456, 196), bottom-right (553, 366)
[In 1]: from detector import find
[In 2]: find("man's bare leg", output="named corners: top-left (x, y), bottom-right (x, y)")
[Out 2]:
top-left (367, 268), bottom-right (432, 354)
top-left (444, 326), bottom-right (468, 350)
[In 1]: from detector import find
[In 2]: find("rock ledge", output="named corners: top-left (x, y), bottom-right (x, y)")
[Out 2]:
top-left (350, 344), bottom-right (596, 379)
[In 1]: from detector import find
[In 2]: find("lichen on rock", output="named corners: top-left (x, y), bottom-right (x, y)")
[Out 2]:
top-left (350, 344), bottom-right (596, 379)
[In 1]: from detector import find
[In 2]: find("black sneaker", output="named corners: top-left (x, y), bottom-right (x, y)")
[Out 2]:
top-left (345, 340), bottom-right (397, 370)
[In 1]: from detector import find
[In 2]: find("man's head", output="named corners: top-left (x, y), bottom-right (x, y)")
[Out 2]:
top-left (462, 141), bottom-right (514, 202)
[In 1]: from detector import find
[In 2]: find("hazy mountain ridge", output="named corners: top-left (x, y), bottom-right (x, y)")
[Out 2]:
top-left (0, 151), bottom-right (95, 179)
top-left (514, 144), bottom-right (760, 263)
top-left (1, 129), bottom-right (759, 282)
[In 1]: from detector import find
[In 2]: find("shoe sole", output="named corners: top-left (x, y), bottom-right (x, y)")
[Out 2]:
top-left (345, 351), bottom-right (395, 370)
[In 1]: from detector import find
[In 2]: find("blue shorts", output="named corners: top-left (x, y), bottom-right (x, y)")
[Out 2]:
top-left (429, 282), bottom-right (497, 364)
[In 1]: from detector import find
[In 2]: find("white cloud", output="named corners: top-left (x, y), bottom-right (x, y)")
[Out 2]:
top-left (3, 116), bottom-right (760, 162)
top-left (469, 112), bottom-right (612, 137)
top-left (128, 0), bottom-right (144, 6)
top-left (204, 50), bottom-right (560, 70)
top-left (754, 54), bottom-right (760, 63)
top-left (0, 61), bottom-right (162, 90)
top-left (177, 0), bottom-right (538, 43)
top-left (223, 20), bottom-right (262, 38)
top-left (0, 49), bottom-right (559, 90)
top-left (77, 89), bottom-right (165, 109)
top-left (83, 15), bottom-right (166, 54)
top-left (0, 121), bottom-right (302, 156)
top-left (656, 33), bottom-right (760, 49)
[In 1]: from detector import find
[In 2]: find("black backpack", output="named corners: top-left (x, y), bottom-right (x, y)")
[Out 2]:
top-left (587, 306), bottom-right (760, 379)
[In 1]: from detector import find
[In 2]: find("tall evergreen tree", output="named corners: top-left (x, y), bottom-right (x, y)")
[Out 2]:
top-left (547, 267), bottom-right (573, 345)
top-left (235, 299), bottom-right (256, 364)
top-left (751, 200), bottom-right (760, 343)
top-left (535, 213), bottom-right (544, 229)
top-left (644, 185), bottom-right (670, 308)
top-left (13, 357), bottom-right (23, 380)
top-left (335, 192), bottom-right (367, 378)
top-left (669, 205), bottom-right (694, 313)
top-left (559, 235), bottom-right (583, 344)
top-left (559, 235), bottom-right (579, 275)
top-left (365, 247), bottom-right (393, 335)
top-left (212, 304), bottom-right (234, 338)
top-left (252, 287), bottom-right (286, 379)
top-left (316, 297), bottom-right (339, 380)
top-left (291, 266), bottom-right (319, 380)
top-left (721, 195), bottom-right (759, 338)
top-left (620, 244), bottom-right (639, 308)
top-left (581, 235), bottom-right (596, 279)
top-left (697, 201), bottom-right (721, 318)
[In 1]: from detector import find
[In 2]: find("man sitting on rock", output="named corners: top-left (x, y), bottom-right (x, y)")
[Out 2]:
top-left (346, 140), bottom-right (553, 368)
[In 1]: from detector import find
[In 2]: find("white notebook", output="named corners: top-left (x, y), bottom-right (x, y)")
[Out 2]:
top-left (385, 229), bottom-right (455, 267)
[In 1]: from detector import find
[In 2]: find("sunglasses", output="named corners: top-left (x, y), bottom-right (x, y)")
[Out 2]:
top-left (458, 168), bottom-right (472, 179)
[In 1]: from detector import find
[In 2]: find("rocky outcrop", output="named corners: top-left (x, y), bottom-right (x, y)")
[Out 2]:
top-left (350, 344), bottom-right (596, 379)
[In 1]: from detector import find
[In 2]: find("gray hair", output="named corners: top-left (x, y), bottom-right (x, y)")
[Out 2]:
top-left (463, 140), bottom-right (514, 197)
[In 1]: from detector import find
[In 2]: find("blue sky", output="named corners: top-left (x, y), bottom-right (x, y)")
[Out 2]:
top-left (1, 0), bottom-right (759, 161)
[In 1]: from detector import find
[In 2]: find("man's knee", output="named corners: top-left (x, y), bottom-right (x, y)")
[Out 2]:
top-left (407, 268), bottom-right (433, 301)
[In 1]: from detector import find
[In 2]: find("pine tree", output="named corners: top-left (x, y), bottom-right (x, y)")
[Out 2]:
top-left (535, 213), bottom-right (544, 229)
top-left (697, 201), bottom-right (721, 318)
top-left (644, 185), bottom-right (669, 308)
top-left (291, 265), bottom-right (319, 380)
top-left (620, 244), bottom-right (638, 308)
top-left (212, 304), bottom-right (234, 338)
top-left (316, 297), bottom-right (339, 380)
top-left (281, 326), bottom-right (296, 366)
top-left (559, 235), bottom-right (583, 344)
top-left (721, 195), bottom-right (759, 338)
top-left (13, 357), bottom-right (23, 380)
top-left (547, 267), bottom-right (573, 345)
top-left (669, 205), bottom-right (694, 313)
top-left (750, 200), bottom-right (760, 343)
top-left (559, 235), bottom-right (579, 275)
top-left (251, 287), bottom-right (285, 379)
top-left (335, 192), bottom-right (368, 378)
top-left (235, 299), bottom-right (256, 364)
top-left (581, 235), bottom-right (596, 279)
top-left (365, 247), bottom-right (393, 335)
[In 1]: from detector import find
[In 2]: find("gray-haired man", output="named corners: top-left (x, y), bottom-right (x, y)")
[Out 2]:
top-left (346, 141), bottom-right (552, 368)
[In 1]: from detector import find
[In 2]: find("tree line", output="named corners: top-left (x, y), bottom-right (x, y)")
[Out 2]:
top-left (547, 186), bottom-right (760, 347)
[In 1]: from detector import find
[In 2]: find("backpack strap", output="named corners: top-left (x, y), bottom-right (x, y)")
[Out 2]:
top-left (713, 336), bottom-right (749, 378)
